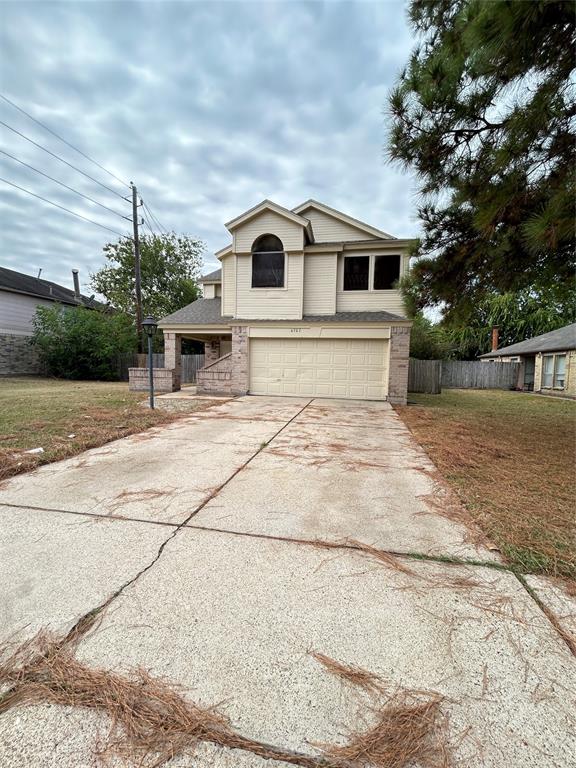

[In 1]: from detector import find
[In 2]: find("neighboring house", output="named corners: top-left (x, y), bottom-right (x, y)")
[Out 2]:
top-left (480, 323), bottom-right (576, 396)
top-left (0, 266), bottom-right (99, 375)
top-left (159, 199), bottom-right (415, 404)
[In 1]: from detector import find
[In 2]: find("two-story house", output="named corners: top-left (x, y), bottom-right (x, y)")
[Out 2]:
top-left (159, 199), bottom-right (415, 404)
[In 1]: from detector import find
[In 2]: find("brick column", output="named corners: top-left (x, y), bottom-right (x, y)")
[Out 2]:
top-left (204, 340), bottom-right (221, 366)
top-left (231, 325), bottom-right (249, 395)
top-left (163, 331), bottom-right (181, 390)
top-left (388, 325), bottom-right (411, 405)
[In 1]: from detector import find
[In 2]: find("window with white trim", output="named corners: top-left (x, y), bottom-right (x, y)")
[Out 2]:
top-left (342, 254), bottom-right (401, 291)
top-left (542, 353), bottom-right (567, 389)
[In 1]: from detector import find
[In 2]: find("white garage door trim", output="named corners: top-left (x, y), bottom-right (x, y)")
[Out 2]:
top-left (249, 337), bottom-right (389, 400)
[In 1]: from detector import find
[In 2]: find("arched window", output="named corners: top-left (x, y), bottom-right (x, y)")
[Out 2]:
top-left (251, 234), bottom-right (285, 288)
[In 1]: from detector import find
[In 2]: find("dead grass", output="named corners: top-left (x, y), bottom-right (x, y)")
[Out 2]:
top-left (309, 651), bottom-right (384, 695)
top-left (0, 631), bottom-right (451, 768)
top-left (310, 651), bottom-right (449, 768)
top-left (396, 391), bottom-right (576, 580)
top-left (0, 378), bottom-right (215, 482)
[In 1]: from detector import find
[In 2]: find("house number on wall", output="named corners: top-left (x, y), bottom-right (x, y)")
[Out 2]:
top-left (290, 328), bottom-right (303, 333)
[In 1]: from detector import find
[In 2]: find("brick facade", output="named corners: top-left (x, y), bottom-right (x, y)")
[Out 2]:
top-left (387, 325), bottom-right (411, 405)
top-left (204, 340), bottom-right (222, 367)
top-left (128, 367), bottom-right (179, 392)
top-left (0, 333), bottom-right (44, 376)
top-left (196, 353), bottom-right (233, 395)
top-left (163, 332), bottom-right (181, 390)
top-left (231, 325), bottom-right (249, 395)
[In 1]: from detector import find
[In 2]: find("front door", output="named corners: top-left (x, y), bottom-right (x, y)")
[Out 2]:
top-left (523, 357), bottom-right (535, 391)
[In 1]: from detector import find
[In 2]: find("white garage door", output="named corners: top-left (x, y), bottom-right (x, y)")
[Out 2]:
top-left (249, 337), bottom-right (388, 400)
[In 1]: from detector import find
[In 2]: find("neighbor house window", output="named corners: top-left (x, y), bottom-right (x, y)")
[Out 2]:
top-left (373, 255), bottom-right (401, 290)
top-left (553, 354), bottom-right (566, 388)
top-left (251, 234), bottom-right (285, 288)
top-left (542, 355), bottom-right (554, 388)
top-left (343, 256), bottom-right (369, 291)
top-left (542, 353), bottom-right (566, 389)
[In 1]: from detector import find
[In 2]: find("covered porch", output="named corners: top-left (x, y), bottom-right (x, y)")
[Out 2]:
top-left (164, 327), bottom-right (243, 396)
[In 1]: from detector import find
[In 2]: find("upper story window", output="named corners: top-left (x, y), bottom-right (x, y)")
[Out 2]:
top-left (343, 256), bottom-right (369, 291)
top-left (343, 254), bottom-right (401, 291)
top-left (251, 234), bottom-right (285, 288)
top-left (374, 255), bottom-right (400, 290)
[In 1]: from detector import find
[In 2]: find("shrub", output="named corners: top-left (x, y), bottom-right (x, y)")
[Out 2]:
top-left (32, 305), bottom-right (137, 380)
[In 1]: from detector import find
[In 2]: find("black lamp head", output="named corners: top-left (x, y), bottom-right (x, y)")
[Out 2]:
top-left (142, 315), bottom-right (158, 337)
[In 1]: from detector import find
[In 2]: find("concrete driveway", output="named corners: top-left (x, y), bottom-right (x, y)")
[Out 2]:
top-left (1, 396), bottom-right (575, 767)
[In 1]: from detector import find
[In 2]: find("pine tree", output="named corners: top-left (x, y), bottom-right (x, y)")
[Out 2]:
top-left (389, 0), bottom-right (575, 321)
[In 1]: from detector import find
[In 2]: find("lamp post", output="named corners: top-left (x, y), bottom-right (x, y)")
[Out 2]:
top-left (142, 316), bottom-right (157, 410)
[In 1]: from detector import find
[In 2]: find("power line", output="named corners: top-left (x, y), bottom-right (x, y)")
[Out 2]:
top-left (0, 176), bottom-right (130, 238)
top-left (0, 120), bottom-right (127, 200)
top-left (142, 199), bottom-right (168, 234)
top-left (0, 92), bottom-right (129, 189)
top-left (142, 217), bottom-right (156, 236)
top-left (0, 149), bottom-right (131, 221)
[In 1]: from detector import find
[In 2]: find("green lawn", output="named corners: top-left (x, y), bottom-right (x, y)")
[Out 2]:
top-left (396, 390), bottom-right (576, 580)
top-left (0, 378), bottom-right (178, 481)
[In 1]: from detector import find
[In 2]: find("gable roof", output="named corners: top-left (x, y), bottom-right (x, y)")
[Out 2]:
top-left (0, 266), bottom-right (103, 308)
top-left (225, 199), bottom-right (314, 240)
top-left (200, 268), bottom-right (222, 283)
top-left (480, 323), bottom-right (576, 357)
top-left (292, 199), bottom-right (396, 240)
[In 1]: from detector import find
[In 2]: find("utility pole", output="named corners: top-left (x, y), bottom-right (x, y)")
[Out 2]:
top-left (131, 182), bottom-right (143, 349)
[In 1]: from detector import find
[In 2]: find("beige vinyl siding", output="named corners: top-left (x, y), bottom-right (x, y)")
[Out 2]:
top-left (233, 210), bottom-right (304, 252)
top-left (235, 252), bottom-right (304, 320)
top-left (303, 253), bottom-right (337, 315)
top-left (337, 290), bottom-right (406, 315)
top-left (0, 291), bottom-right (59, 335)
top-left (299, 207), bottom-right (376, 242)
top-left (221, 255), bottom-right (236, 316)
top-left (335, 253), bottom-right (409, 315)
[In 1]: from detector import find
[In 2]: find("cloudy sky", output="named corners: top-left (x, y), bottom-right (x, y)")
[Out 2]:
top-left (0, 0), bottom-right (419, 294)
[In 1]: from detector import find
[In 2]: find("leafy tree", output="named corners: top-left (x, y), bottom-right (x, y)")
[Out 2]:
top-left (409, 313), bottom-right (451, 359)
top-left (446, 286), bottom-right (575, 359)
top-left (32, 305), bottom-right (137, 380)
top-left (90, 233), bottom-right (204, 321)
top-left (389, 0), bottom-right (575, 321)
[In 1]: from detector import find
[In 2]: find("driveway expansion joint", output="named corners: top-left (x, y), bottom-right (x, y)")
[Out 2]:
top-left (35, 399), bottom-right (316, 650)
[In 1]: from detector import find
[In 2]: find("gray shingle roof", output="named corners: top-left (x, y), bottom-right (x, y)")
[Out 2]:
top-left (480, 323), bottom-right (576, 357)
top-left (160, 298), bottom-right (406, 326)
top-left (200, 268), bottom-right (222, 283)
top-left (0, 266), bottom-right (104, 308)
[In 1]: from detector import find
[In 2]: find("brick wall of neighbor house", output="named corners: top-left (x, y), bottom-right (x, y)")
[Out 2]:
top-left (568, 351), bottom-right (576, 397)
top-left (231, 325), bottom-right (249, 395)
top-left (387, 326), bottom-right (411, 406)
top-left (163, 332), bottom-right (181, 390)
top-left (196, 353), bottom-right (233, 395)
top-left (128, 367), bottom-right (179, 392)
top-left (0, 333), bottom-right (43, 375)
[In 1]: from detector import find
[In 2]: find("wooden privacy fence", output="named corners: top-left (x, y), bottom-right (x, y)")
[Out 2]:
top-left (408, 359), bottom-right (442, 394)
top-left (409, 358), bottom-right (520, 393)
top-left (117, 353), bottom-right (205, 383)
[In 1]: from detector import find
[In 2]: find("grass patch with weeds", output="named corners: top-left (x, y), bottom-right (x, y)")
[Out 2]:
top-left (0, 378), bottom-right (212, 482)
top-left (396, 390), bottom-right (576, 580)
